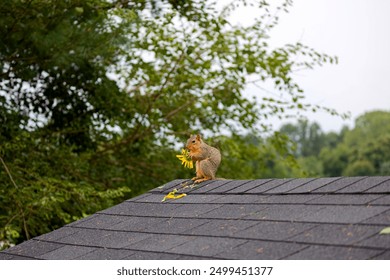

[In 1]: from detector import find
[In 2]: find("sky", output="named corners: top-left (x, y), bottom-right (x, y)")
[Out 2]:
top-left (225, 0), bottom-right (390, 132)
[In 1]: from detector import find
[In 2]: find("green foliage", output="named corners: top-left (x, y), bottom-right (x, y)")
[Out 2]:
top-left (216, 132), bottom-right (302, 179)
top-left (280, 118), bottom-right (325, 157)
top-left (0, 0), bottom-right (338, 246)
top-left (0, 131), bottom-right (131, 244)
top-left (276, 110), bottom-right (390, 178)
top-left (343, 160), bottom-right (376, 176)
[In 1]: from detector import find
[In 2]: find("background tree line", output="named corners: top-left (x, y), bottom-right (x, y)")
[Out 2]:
top-left (273, 110), bottom-right (390, 178)
top-left (1, 0), bottom-right (343, 247)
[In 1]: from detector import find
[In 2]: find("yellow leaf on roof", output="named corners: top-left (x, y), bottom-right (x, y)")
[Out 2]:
top-left (161, 188), bottom-right (187, 202)
top-left (379, 227), bottom-right (390, 235)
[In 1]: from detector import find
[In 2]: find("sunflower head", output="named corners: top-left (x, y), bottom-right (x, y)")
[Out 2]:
top-left (176, 149), bottom-right (194, 169)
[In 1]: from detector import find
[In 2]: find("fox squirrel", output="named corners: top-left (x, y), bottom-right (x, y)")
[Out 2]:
top-left (186, 134), bottom-right (221, 183)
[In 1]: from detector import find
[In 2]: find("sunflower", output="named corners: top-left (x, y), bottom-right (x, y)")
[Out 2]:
top-left (176, 149), bottom-right (194, 169)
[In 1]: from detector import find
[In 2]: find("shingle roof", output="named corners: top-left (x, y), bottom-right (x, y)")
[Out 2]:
top-left (1, 176), bottom-right (390, 260)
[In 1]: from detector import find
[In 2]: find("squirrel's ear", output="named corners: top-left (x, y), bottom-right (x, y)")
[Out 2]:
top-left (196, 134), bottom-right (201, 141)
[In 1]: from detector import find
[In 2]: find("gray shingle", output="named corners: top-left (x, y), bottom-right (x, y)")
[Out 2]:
top-left (355, 233), bottom-right (390, 249)
top-left (245, 179), bottom-right (294, 193)
top-left (206, 180), bottom-right (252, 193)
top-left (283, 245), bottom-right (382, 260)
top-left (3, 239), bottom-right (62, 258)
top-left (370, 195), bottom-right (390, 205)
top-left (109, 216), bottom-right (167, 231)
top-left (65, 215), bottom-right (95, 227)
top-left (244, 204), bottom-right (326, 222)
top-left (127, 234), bottom-right (196, 252)
top-left (141, 218), bottom-right (209, 234)
top-left (216, 240), bottom-right (307, 259)
top-left (168, 236), bottom-right (246, 257)
top-left (149, 179), bottom-right (189, 193)
top-left (234, 221), bottom-right (317, 240)
top-left (0, 252), bottom-right (16, 260)
top-left (257, 194), bottom-right (323, 204)
top-left (40, 245), bottom-right (96, 260)
top-left (173, 203), bottom-right (223, 218)
top-left (57, 228), bottom-right (153, 249)
top-left (121, 251), bottom-right (181, 260)
top-left (288, 224), bottom-right (382, 245)
top-left (288, 177), bottom-right (342, 193)
top-left (264, 178), bottom-right (317, 194)
top-left (0, 253), bottom-right (37, 260)
top-left (129, 192), bottom-right (155, 202)
top-left (210, 194), bottom-right (269, 204)
top-left (35, 226), bottom-right (79, 242)
top-left (294, 205), bottom-right (388, 224)
top-left (73, 214), bottom-right (130, 229)
top-left (306, 194), bottom-right (381, 205)
top-left (183, 219), bottom-right (258, 237)
top-left (101, 201), bottom-right (181, 217)
top-left (128, 192), bottom-right (153, 202)
top-left (365, 179), bottom-right (390, 193)
top-left (227, 179), bottom-right (273, 193)
top-left (336, 177), bottom-right (390, 193)
top-left (3, 176), bottom-right (390, 260)
top-left (312, 177), bottom-right (367, 193)
top-left (371, 250), bottom-right (390, 259)
top-left (360, 209), bottom-right (390, 225)
top-left (201, 204), bottom-right (269, 219)
top-left (78, 248), bottom-right (135, 260)
top-left (188, 180), bottom-right (232, 194)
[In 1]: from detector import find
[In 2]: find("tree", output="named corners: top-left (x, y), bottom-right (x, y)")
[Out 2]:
top-left (279, 118), bottom-right (325, 157)
top-left (0, 0), bottom-right (337, 247)
top-left (315, 111), bottom-right (390, 177)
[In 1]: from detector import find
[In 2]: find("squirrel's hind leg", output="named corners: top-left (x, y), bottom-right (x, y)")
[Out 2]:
top-left (194, 160), bottom-right (215, 184)
top-left (194, 177), bottom-right (212, 184)
top-left (192, 161), bottom-right (204, 181)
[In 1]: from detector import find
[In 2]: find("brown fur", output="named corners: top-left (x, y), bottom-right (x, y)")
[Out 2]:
top-left (186, 134), bottom-right (221, 183)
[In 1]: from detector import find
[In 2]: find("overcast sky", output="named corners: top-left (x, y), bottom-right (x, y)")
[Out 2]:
top-left (226, 0), bottom-right (390, 132)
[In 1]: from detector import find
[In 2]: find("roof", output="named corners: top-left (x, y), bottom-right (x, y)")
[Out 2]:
top-left (1, 176), bottom-right (390, 260)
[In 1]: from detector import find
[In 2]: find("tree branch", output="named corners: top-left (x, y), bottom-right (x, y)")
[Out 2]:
top-left (0, 156), bottom-right (19, 189)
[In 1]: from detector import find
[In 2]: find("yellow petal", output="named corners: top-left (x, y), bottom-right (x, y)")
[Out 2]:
top-left (161, 190), bottom-right (187, 202)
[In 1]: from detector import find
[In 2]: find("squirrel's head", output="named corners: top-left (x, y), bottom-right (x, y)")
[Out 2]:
top-left (186, 134), bottom-right (202, 151)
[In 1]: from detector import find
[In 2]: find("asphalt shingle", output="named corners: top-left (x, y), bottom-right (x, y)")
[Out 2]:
top-left (2, 176), bottom-right (390, 260)
top-left (39, 245), bottom-right (97, 260)
top-left (183, 219), bottom-right (258, 237)
top-left (288, 224), bottom-right (382, 245)
top-left (234, 221), bottom-right (317, 240)
top-left (283, 245), bottom-right (383, 260)
top-left (306, 194), bottom-right (382, 205)
top-left (78, 248), bottom-right (135, 260)
top-left (245, 178), bottom-right (294, 193)
top-left (1, 239), bottom-right (62, 258)
top-left (217, 240), bottom-right (307, 260)
top-left (336, 177), bottom-right (390, 193)
top-left (168, 236), bottom-right (246, 257)
top-left (288, 177), bottom-right (342, 193)
top-left (263, 178), bottom-right (317, 194)
top-left (312, 177), bottom-right (367, 193)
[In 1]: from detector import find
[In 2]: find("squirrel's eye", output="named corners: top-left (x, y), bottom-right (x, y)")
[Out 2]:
top-left (192, 140), bottom-right (195, 143)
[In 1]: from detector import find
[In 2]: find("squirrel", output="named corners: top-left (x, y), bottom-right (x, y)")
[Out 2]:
top-left (186, 134), bottom-right (221, 183)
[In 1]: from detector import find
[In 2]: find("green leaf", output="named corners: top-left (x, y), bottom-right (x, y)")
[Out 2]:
top-left (75, 7), bottom-right (84, 14)
top-left (379, 227), bottom-right (390, 235)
